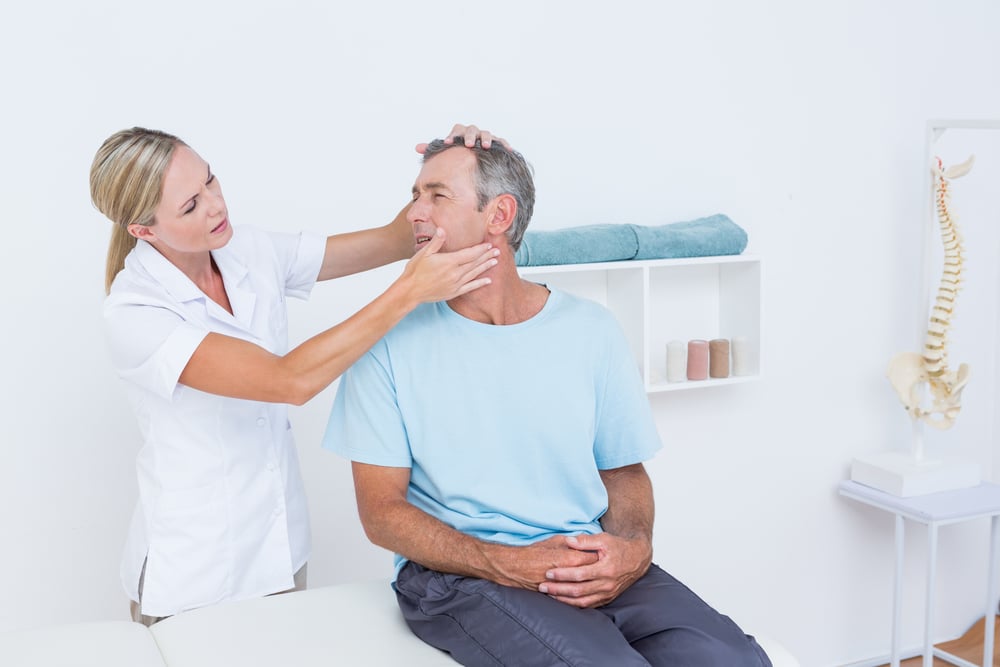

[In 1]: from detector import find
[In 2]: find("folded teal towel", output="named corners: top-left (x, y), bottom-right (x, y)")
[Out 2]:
top-left (514, 214), bottom-right (747, 266)
top-left (514, 223), bottom-right (638, 267)
top-left (631, 214), bottom-right (748, 260)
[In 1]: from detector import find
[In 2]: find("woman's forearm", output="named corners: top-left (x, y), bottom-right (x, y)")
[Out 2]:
top-left (180, 231), bottom-right (494, 405)
top-left (180, 276), bottom-right (420, 405)
top-left (317, 205), bottom-right (414, 281)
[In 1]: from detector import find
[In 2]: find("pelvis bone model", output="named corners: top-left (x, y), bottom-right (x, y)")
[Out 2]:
top-left (886, 155), bottom-right (974, 430)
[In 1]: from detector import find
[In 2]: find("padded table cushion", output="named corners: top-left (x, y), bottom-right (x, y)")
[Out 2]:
top-left (0, 620), bottom-right (167, 667)
top-left (0, 580), bottom-right (798, 666)
top-left (150, 579), bottom-right (457, 666)
top-left (151, 579), bottom-right (798, 667)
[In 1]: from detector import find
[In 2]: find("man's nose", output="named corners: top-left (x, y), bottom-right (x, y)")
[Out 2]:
top-left (407, 196), bottom-right (427, 224)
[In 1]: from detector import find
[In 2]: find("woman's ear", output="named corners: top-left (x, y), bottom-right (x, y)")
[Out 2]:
top-left (487, 194), bottom-right (517, 235)
top-left (127, 223), bottom-right (156, 241)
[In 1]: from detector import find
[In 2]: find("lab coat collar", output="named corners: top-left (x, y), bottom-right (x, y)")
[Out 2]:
top-left (212, 242), bottom-right (256, 330)
top-left (133, 237), bottom-right (257, 331)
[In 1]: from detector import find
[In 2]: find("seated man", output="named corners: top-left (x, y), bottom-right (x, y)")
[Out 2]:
top-left (322, 138), bottom-right (771, 667)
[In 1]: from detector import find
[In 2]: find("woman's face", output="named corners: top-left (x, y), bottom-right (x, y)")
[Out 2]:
top-left (131, 145), bottom-right (233, 255)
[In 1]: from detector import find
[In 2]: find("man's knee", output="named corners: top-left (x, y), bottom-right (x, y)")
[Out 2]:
top-left (633, 627), bottom-right (770, 667)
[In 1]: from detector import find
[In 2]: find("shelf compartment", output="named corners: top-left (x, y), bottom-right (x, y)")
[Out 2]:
top-left (519, 255), bottom-right (761, 393)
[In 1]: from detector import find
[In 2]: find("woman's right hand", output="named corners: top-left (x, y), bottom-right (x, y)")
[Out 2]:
top-left (399, 228), bottom-right (498, 304)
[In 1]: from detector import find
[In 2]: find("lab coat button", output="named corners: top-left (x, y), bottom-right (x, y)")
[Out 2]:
top-left (256, 417), bottom-right (266, 427)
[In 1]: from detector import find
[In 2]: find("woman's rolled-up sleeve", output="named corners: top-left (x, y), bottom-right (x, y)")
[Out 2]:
top-left (104, 296), bottom-right (210, 402)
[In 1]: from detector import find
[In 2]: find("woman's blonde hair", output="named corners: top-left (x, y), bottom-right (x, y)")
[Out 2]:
top-left (90, 127), bottom-right (185, 293)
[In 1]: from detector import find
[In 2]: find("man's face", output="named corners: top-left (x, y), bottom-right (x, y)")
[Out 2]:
top-left (407, 147), bottom-right (491, 252)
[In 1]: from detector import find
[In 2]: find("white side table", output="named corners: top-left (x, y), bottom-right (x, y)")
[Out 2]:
top-left (839, 480), bottom-right (1000, 667)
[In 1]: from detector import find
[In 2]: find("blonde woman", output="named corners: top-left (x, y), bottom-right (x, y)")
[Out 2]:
top-left (90, 125), bottom-right (501, 624)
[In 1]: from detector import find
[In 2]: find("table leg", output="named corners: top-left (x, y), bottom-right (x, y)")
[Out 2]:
top-left (893, 514), bottom-right (904, 667)
top-left (924, 521), bottom-right (938, 667)
top-left (986, 515), bottom-right (999, 667)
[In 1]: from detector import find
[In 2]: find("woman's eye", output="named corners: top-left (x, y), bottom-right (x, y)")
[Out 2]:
top-left (206, 174), bottom-right (215, 185)
top-left (184, 200), bottom-right (197, 214)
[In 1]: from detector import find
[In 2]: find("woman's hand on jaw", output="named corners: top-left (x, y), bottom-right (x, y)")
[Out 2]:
top-left (400, 228), bottom-right (499, 303)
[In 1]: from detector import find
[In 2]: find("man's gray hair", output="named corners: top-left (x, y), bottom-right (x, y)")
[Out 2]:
top-left (422, 138), bottom-right (535, 251)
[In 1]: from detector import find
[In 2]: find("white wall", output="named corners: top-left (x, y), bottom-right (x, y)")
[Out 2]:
top-left (1, 1), bottom-right (998, 664)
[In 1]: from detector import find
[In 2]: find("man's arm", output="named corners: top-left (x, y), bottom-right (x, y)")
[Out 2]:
top-left (352, 462), bottom-right (598, 590)
top-left (538, 463), bottom-right (654, 608)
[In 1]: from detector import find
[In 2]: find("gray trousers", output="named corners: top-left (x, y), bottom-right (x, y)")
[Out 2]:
top-left (394, 561), bottom-right (771, 667)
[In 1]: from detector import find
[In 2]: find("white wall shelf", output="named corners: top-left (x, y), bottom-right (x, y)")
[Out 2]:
top-left (518, 254), bottom-right (762, 393)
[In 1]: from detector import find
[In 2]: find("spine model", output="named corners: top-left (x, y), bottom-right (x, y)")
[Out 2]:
top-left (923, 156), bottom-right (967, 383)
top-left (886, 155), bottom-right (973, 430)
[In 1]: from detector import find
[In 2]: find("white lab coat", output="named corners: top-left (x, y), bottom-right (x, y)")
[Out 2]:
top-left (104, 225), bottom-right (325, 617)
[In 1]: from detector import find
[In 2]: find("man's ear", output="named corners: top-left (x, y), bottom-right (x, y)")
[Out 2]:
top-left (127, 223), bottom-right (156, 242)
top-left (487, 194), bottom-right (517, 235)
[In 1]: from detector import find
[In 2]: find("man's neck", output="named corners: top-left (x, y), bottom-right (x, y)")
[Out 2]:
top-left (447, 250), bottom-right (549, 326)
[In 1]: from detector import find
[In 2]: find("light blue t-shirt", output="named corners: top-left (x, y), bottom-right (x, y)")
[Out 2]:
top-left (323, 288), bottom-right (662, 575)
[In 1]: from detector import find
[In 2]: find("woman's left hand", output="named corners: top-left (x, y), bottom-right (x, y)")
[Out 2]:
top-left (415, 124), bottom-right (511, 153)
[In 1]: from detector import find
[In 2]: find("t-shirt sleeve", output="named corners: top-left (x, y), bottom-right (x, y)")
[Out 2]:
top-left (103, 295), bottom-right (210, 402)
top-left (322, 343), bottom-right (413, 468)
top-left (592, 316), bottom-right (663, 470)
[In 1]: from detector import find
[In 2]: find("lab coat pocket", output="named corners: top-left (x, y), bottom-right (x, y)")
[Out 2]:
top-left (145, 481), bottom-right (230, 612)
